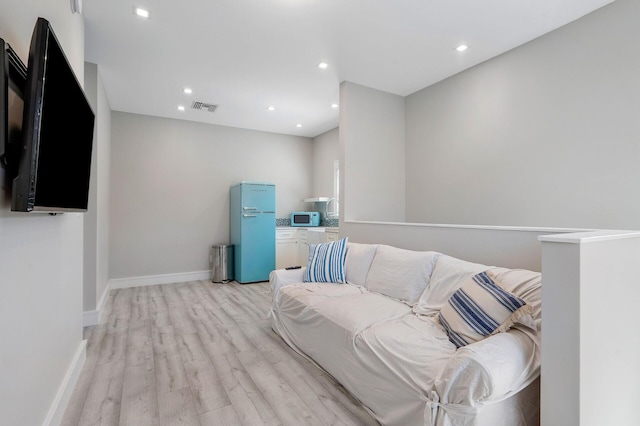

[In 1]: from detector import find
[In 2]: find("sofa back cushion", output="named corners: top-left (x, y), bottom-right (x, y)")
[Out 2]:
top-left (413, 255), bottom-right (489, 315)
top-left (344, 242), bottom-right (378, 286)
top-left (364, 245), bottom-right (440, 305)
top-left (486, 267), bottom-right (542, 322)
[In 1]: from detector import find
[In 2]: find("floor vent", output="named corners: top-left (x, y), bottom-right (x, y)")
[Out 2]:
top-left (191, 101), bottom-right (218, 112)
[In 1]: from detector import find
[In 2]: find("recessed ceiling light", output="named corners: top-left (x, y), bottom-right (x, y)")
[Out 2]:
top-left (317, 62), bottom-right (328, 69)
top-left (456, 44), bottom-right (469, 52)
top-left (177, 105), bottom-right (185, 111)
top-left (331, 103), bottom-right (339, 109)
top-left (267, 106), bottom-right (275, 111)
top-left (296, 123), bottom-right (303, 128)
top-left (183, 88), bottom-right (192, 95)
top-left (134, 7), bottom-right (150, 18)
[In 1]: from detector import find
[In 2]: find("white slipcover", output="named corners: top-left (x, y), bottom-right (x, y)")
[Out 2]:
top-left (269, 244), bottom-right (541, 426)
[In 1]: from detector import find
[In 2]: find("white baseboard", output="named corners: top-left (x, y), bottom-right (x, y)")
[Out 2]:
top-left (43, 339), bottom-right (87, 426)
top-left (83, 283), bottom-right (111, 327)
top-left (84, 271), bottom-right (212, 326)
top-left (82, 310), bottom-right (99, 327)
top-left (109, 270), bottom-right (212, 289)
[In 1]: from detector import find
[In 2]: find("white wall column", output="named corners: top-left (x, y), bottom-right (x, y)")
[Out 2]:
top-left (539, 230), bottom-right (640, 426)
top-left (339, 81), bottom-right (406, 223)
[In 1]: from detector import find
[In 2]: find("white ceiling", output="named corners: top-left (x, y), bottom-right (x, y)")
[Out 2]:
top-left (83, 0), bottom-right (614, 138)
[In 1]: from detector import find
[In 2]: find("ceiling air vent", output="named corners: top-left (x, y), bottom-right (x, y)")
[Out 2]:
top-left (191, 101), bottom-right (218, 113)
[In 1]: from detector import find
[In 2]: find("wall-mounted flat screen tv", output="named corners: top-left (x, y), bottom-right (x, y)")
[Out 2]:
top-left (12, 17), bottom-right (95, 213)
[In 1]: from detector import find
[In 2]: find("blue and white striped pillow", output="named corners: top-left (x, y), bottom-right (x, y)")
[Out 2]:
top-left (303, 237), bottom-right (348, 283)
top-left (438, 271), bottom-right (532, 348)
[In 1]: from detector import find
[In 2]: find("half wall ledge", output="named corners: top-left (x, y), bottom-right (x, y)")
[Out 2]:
top-left (539, 229), bottom-right (640, 426)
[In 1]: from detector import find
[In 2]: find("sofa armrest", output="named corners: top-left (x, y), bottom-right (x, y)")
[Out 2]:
top-left (434, 328), bottom-right (540, 406)
top-left (269, 267), bottom-right (306, 298)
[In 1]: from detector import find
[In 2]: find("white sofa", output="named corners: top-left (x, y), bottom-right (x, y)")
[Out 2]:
top-left (269, 241), bottom-right (541, 426)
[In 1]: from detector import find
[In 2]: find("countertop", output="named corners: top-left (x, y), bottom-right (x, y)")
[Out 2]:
top-left (277, 226), bottom-right (339, 232)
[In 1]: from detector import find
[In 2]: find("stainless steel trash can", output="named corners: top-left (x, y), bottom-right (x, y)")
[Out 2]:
top-left (211, 244), bottom-right (234, 283)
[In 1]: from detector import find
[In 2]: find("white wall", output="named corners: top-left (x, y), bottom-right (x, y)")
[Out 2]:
top-left (83, 62), bottom-right (111, 318)
top-left (109, 112), bottom-right (312, 281)
top-left (0, 2), bottom-right (87, 425)
top-left (83, 63), bottom-right (98, 314)
top-left (340, 0), bottom-right (640, 272)
top-left (337, 79), bottom-right (570, 271)
top-left (540, 231), bottom-right (640, 426)
top-left (343, 221), bottom-right (578, 271)
top-left (95, 67), bottom-right (111, 314)
top-left (340, 82), bottom-right (406, 222)
top-left (405, 0), bottom-right (640, 230)
top-left (312, 127), bottom-right (338, 199)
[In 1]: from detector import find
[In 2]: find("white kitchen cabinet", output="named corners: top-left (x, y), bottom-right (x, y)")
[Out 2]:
top-left (307, 229), bottom-right (327, 246)
top-left (276, 229), bottom-right (299, 269)
top-left (308, 228), bottom-right (340, 245)
top-left (276, 227), bottom-right (340, 270)
top-left (326, 229), bottom-right (339, 242)
top-left (297, 229), bottom-right (309, 266)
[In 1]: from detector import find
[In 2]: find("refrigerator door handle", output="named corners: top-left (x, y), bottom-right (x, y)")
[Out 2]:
top-left (243, 214), bottom-right (257, 218)
top-left (243, 206), bottom-right (257, 211)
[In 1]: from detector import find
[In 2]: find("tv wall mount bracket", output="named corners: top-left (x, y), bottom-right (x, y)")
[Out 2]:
top-left (1, 37), bottom-right (27, 170)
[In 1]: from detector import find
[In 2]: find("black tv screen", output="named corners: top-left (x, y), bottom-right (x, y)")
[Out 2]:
top-left (12, 17), bottom-right (95, 213)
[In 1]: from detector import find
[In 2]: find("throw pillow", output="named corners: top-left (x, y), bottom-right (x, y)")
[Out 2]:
top-left (413, 255), bottom-right (489, 316)
top-left (438, 271), bottom-right (533, 348)
top-left (364, 245), bottom-right (441, 305)
top-left (303, 237), bottom-right (348, 283)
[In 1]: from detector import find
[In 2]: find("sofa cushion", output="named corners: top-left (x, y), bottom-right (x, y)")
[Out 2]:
top-left (275, 282), bottom-right (366, 314)
top-left (274, 287), bottom-right (412, 364)
top-left (438, 271), bottom-right (533, 348)
top-left (304, 237), bottom-right (348, 283)
top-left (356, 314), bottom-right (454, 386)
top-left (413, 255), bottom-right (489, 316)
top-left (351, 314), bottom-right (455, 426)
top-left (486, 267), bottom-right (542, 322)
top-left (364, 245), bottom-right (440, 305)
top-left (344, 242), bottom-right (378, 286)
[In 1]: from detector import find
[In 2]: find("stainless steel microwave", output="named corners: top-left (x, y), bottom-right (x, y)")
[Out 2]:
top-left (290, 211), bottom-right (321, 227)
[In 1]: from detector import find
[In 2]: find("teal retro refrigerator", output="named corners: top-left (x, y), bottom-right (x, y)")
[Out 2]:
top-left (230, 182), bottom-right (276, 283)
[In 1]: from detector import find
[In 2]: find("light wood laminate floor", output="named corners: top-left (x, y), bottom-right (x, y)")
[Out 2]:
top-left (61, 280), bottom-right (380, 426)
